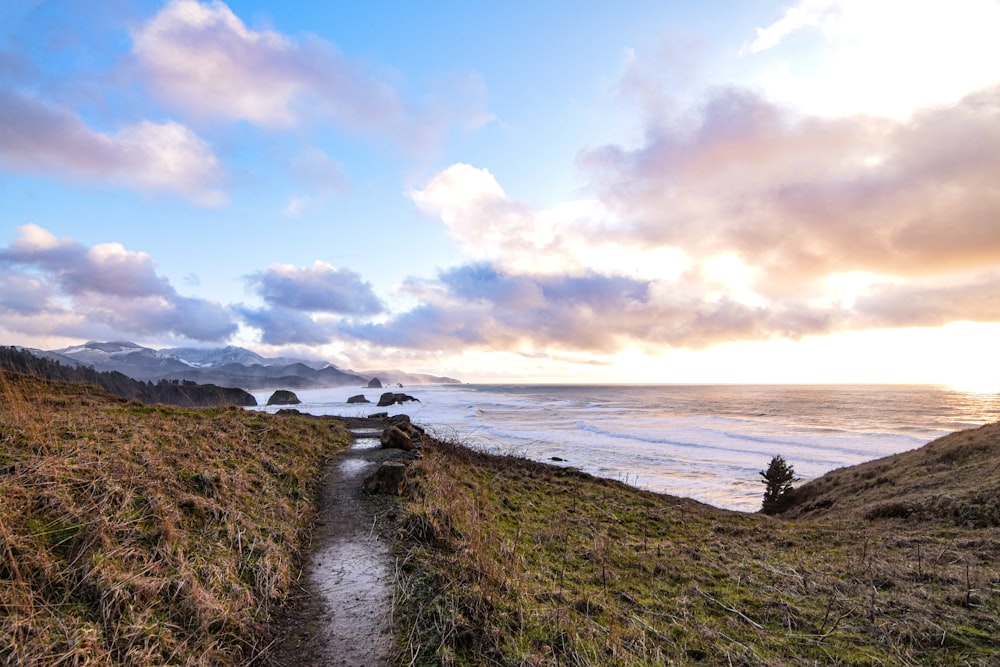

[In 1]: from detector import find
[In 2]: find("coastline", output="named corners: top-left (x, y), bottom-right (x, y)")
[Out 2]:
top-left (249, 383), bottom-right (1000, 511)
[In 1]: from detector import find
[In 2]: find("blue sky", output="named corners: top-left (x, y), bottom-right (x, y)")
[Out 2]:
top-left (3, 0), bottom-right (1000, 386)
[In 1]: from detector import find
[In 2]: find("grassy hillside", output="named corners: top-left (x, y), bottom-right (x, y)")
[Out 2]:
top-left (395, 436), bottom-right (1000, 665)
top-left (0, 370), bottom-right (350, 665)
top-left (780, 421), bottom-right (1000, 527)
top-left (4, 365), bottom-right (999, 666)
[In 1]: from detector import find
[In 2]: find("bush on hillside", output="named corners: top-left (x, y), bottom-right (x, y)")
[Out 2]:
top-left (760, 454), bottom-right (798, 515)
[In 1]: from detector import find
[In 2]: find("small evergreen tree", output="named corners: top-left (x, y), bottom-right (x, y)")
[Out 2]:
top-left (759, 455), bottom-right (798, 515)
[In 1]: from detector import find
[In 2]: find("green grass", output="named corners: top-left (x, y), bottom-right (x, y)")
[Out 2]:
top-left (394, 438), bottom-right (1000, 666)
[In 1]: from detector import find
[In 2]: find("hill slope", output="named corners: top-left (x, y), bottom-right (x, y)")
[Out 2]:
top-left (1, 346), bottom-right (256, 407)
top-left (395, 431), bottom-right (1000, 665)
top-left (779, 421), bottom-right (1000, 526)
top-left (0, 370), bottom-right (351, 664)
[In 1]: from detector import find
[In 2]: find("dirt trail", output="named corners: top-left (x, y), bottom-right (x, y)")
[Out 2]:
top-left (268, 423), bottom-right (405, 666)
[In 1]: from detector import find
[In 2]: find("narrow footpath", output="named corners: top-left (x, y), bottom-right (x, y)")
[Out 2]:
top-left (268, 421), bottom-right (405, 666)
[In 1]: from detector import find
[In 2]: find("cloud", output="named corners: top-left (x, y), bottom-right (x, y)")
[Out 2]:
top-left (0, 225), bottom-right (238, 341)
top-left (0, 270), bottom-right (55, 315)
top-left (410, 163), bottom-right (664, 279)
top-left (393, 83), bottom-right (1000, 357)
top-left (339, 262), bottom-right (828, 353)
top-left (283, 147), bottom-right (349, 216)
top-left (852, 274), bottom-right (1000, 330)
top-left (579, 84), bottom-right (1000, 295)
top-left (743, 0), bottom-right (1000, 117)
top-left (343, 262), bottom-right (1000, 357)
top-left (0, 88), bottom-right (226, 205)
top-left (240, 260), bottom-right (385, 345)
top-left (291, 147), bottom-right (349, 197)
top-left (235, 305), bottom-right (333, 346)
top-left (133, 0), bottom-right (486, 146)
top-left (247, 261), bottom-right (384, 315)
top-left (744, 0), bottom-right (834, 54)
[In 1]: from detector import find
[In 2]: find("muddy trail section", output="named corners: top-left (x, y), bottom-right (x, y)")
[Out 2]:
top-left (267, 417), bottom-right (411, 666)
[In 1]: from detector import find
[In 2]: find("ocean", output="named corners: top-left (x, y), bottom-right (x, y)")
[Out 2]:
top-left (250, 384), bottom-right (1000, 512)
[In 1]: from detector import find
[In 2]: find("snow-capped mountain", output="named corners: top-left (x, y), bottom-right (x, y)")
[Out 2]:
top-left (53, 341), bottom-right (192, 379)
top-left (43, 341), bottom-right (459, 389)
top-left (161, 346), bottom-right (328, 369)
top-left (159, 345), bottom-right (269, 368)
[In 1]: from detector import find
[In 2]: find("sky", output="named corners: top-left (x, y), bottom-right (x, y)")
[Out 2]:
top-left (2, 0), bottom-right (1000, 387)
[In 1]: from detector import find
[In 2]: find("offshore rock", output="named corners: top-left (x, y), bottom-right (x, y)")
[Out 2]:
top-left (267, 389), bottom-right (301, 406)
top-left (347, 394), bottom-right (370, 404)
top-left (376, 391), bottom-right (419, 407)
top-left (367, 377), bottom-right (383, 389)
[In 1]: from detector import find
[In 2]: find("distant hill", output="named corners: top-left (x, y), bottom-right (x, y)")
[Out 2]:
top-left (36, 341), bottom-right (460, 389)
top-left (360, 369), bottom-right (462, 386)
top-left (0, 346), bottom-right (256, 407)
top-left (778, 421), bottom-right (1000, 527)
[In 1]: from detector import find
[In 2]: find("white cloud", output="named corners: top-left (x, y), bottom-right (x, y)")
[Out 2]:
top-left (133, 0), bottom-right (484, 147)
top-left (0, 89), bottom-right (226, 205)
top-left (410, 163), bottom-right (688, 280)
top-left (283, 195), bottom-right (310, 217)
top-left (744, 0), bottom-right (835, 54)
top-left (116, 121), bottom-right (227, 207)
top-left (744, 0), bottom-right (1000, 118)
top-left (0, 225), bottom-right (238, 341)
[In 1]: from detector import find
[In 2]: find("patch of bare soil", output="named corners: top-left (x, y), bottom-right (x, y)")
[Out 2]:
top-left (267, 422), bottom-right (407, 666)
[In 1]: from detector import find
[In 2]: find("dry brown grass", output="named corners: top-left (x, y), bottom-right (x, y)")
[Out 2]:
top-left (394, 436), bottom-right (1000, 666)
top-left (0, 370), bottom-right (351, 666)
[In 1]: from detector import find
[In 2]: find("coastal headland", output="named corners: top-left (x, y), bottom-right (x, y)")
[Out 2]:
top-left (1, 366), bottom-right (997, 665)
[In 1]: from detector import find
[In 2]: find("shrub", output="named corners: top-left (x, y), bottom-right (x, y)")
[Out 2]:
top-left (759, 455), bottom-right (798, 515)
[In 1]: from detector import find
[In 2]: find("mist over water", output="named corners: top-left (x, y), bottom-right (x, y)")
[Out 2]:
top-left (252, 384), bottom-right (1000, 511)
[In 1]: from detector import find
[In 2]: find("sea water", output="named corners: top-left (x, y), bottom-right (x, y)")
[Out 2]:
top-left (250, 384), bottom-right (1000, 511)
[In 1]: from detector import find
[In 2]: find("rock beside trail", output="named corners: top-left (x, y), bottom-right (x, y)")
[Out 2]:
top-left (364, 461), bottom-right (407, 495)
top-left (347, 394), bottom-right (370, 404)
top-left (376, 391), bottom-right (419, 407)
top-left (267, 389), bottom-right (301, 406)
top-left (367, 377), bottom-right (383, 389)
top-left (380, 426), bottom-right (416, 451)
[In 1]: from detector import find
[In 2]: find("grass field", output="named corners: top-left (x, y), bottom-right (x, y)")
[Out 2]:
top-left (0, 370), bottom-right (350, 665)
top-left (394, 437), bottom-right (1000, 666)
top-left (3, 367), bottom-right (999, 666)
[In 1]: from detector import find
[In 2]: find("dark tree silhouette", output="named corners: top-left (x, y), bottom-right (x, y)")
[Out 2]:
top-left (760, 455), bottom-right (798, 515)
top-left (0, 347), bottom-right (256, 407)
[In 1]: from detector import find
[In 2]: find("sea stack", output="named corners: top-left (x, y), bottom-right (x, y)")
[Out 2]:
top-left (266, 389), bottom-right (301, 406)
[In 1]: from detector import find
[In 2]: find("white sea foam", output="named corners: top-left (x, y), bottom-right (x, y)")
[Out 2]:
top-left (250, 384), bottom-right (1000, 511)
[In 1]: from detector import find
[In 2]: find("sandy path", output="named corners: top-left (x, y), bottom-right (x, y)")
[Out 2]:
top-left (268, 425), bottom-right (404, 666)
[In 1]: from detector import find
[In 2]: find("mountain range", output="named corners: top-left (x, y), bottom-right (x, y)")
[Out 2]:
top-left (26, 341), bottom-right (460, 390)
